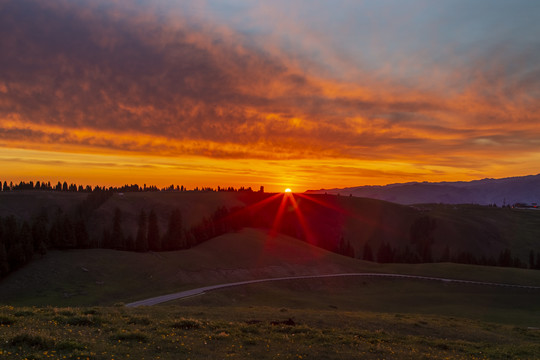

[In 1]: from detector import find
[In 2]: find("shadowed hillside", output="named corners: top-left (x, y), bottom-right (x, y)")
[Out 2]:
top-left (0, 228), bottom-right (368, 306)
top-left (1, 190), bottom-right (540, 279)
top-left (307, 174), bottom-right (540, 206)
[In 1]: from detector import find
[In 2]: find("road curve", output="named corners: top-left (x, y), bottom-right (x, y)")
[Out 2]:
top-left (125, 273), bottom-right (540, 307)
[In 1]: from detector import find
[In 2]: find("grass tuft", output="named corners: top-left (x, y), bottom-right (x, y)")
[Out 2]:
top-left (56, 339), bottom-right (86, 351)
top-left (110, 331), bottom-right (148, 342)
top-left (9, 333), bottom-right (55, 350)
top-left (13, 310), bottom-right (35, 317)
top-left (128, 316), bottom-right (152, 325)
top-left (0, 315), bottom-right (15, 325)
top-left (171, 318), bottom-right (203, 330)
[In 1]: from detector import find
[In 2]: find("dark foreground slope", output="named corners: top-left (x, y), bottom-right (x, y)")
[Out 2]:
top-left (2, 228), bottom-right (540, 325)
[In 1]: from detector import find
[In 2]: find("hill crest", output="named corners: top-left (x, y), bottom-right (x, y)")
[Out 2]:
top-left (306, 174), bottom-right (540, 206)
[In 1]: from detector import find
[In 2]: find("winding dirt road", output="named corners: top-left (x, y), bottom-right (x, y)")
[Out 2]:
top-left (126, 273), bottom-right (540, 307)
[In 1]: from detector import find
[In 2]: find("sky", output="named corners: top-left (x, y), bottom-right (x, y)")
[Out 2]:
top-left (1, 0), bottom-right (540, 192)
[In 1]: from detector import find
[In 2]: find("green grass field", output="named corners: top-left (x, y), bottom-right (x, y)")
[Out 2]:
top-left (1, 229), bottom-right (540, 359)
top-left (1, 304), bottom-right (539, 360)
top-left (2, 192), bottom-right (540, 359)
top-left (1, 229), bottom-right (539, 328)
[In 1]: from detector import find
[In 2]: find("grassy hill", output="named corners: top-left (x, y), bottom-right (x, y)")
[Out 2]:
top-left (2, 228), bottom-right (540, 325)
top-left (2, 191), bottom-right (540, 359)
top-left (2, 190), bottom-right (539, 264)
top-left (425, 203), bottom-right (540, 260)
top-left (0, 229), bottom-right (367, 306)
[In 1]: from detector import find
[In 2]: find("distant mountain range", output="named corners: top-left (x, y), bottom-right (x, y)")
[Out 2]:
top-left (306, 174), bottom-right (540, 206)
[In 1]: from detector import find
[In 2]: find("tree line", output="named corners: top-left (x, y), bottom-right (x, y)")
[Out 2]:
top-left (0, 180), bottom-right (262, 193)
top-left (0, 193), bottom-right (246, 279)
top-left (2, 191), bottom-right (539, 279)
top-left (355, 215), bottom-right (540, 270)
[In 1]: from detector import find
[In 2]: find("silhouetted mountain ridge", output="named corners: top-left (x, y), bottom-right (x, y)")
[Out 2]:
top-left (306, 174), bottom-right (540, 206)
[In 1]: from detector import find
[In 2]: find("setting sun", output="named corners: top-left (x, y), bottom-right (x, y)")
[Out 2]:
top-left (285, 188), bottom-right (292, 193)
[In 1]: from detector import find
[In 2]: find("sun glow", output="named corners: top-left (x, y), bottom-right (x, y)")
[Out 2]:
top-left (284, 188), bottom-right (292, 193)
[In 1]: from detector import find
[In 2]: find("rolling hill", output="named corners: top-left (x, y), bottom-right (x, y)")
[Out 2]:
top-left (306, 174), bottom-right (540, 206)
top-left (0, 228), bottom-right (367, 306)
top-left (2, 227), bottom-right (540, 327)
top-left (1, 190), bottom-right (540, 271)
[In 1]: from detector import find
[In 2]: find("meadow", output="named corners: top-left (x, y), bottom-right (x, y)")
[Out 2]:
top-left (1, 193), bottom-right (540, 359)
top-left (1, 303), bottom-right (540, 360)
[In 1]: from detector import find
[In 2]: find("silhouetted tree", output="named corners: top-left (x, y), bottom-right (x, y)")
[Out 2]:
top-left (3, 216), bottom-right (18, 249)
top-left (410, 216), bottom-right (436, 263)
top-left (0, 241), bottom-right (9, 276)
top-left (147, 210), bottom-right (161, 251)
top-left (362, 243), bottom-right (374, 262)
top-left (111, 208), bottom-right (124, 250)
top-left (440, 245), bottom-right (450, 262)
top-left (135, 210), bottom-right (148, 252)
top-left (7, 242), bottom-right (25, 271)
top-left (20, 221), bottom-right (34, 262)
top-left (530, 250), bottom-right (536, 269)
top-left (451, 251), bottom-right (477, 265)
top-left (62, 216), bottom-right (76, 248)
top-left (164, 208), bottom-right (183, 250)
top-left (74, 219), bottom-right (89, 248)
top-left (498, 248), bottom-right (512, 267)
top-left (31, 212), bottom-right (48, 254)
top-left (395, 245), bottom-right (420, 264)
top-left (337, 236), bottom-right (355, 258)
top-left (377, 242), bottom-right (395, 263)
top-left (102, 228), bottom-right (111, 249)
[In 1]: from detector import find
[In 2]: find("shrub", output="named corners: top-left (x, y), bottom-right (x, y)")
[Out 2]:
top-left (171, 318), bottom-right (202, 330)
top-left (56, 339), bottom-right (86, 351)
top-left (128, 316), bottom-right (152, 326)
top-left (10, 334), bottom-right (54, 350)
top-left (14, 310), bottom-right (34, 317)
top-left (110, 331), bottom-right (148, 342)
top-left (0, 315), bottom-right (15, 325)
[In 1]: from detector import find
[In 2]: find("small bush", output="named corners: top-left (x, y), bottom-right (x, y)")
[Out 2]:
top-left (83, 309), bottom-right (99, 315)
top-left (0, 315), bottom-right (15, 325)
top-left (14, 310), bottom-right (34, 317)
top-left (56, 339), bottom-right (86, 351)
top-left (128, 316), bottom-right (152, 326)
top-left (60, 315), bottom-right (102, 327)
top-left (110, 331), bottom-right (148, 342)
top-left (10, 334), bottom-right (54, 350)
top-left (171, 318), bottom-right (202, 330)
top-left (58, 310), bottom-right (76, 316)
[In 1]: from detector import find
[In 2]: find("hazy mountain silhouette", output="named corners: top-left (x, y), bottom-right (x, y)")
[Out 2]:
top-left (306, 174), bottom-right (540, 206)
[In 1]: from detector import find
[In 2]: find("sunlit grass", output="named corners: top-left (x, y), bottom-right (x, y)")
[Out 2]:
top-left (1, 305), bottom-right (539, 360)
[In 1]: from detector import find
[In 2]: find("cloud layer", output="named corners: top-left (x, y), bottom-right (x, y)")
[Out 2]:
top-left (1, 0), bottom-right (540, 188)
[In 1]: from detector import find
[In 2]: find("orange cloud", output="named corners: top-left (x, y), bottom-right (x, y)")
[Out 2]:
top-left (1, 0), bottom-right (540, 189)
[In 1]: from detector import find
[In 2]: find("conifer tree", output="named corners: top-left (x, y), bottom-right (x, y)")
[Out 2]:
top-left (362, 243), bottom-right (374, 261)
top-left (135, 210), bottom-right (148, 252)
top-left (75, 219), bottom-right (89, 248)
top-left (20, 221), bottom-right (34, 262)
top-left (0, 241), bottom-right (8, 276)
top-left (164, 208), bottom-right (183, 250)
top-left (111, 208), bottom-right (124, 250)
top-left (147, 210), bottom-right (160, 251)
